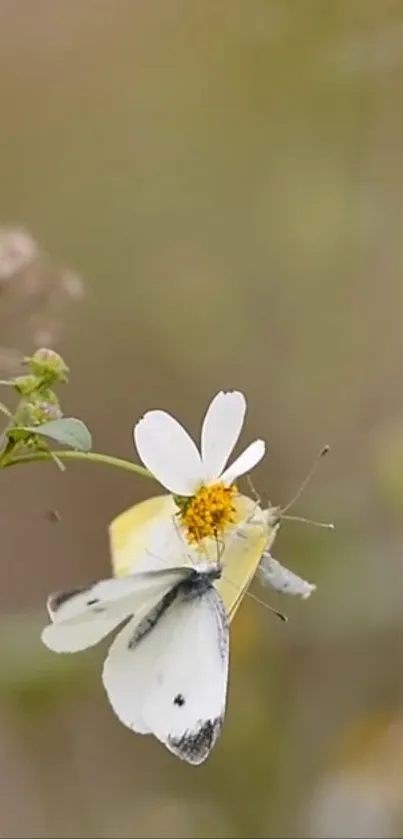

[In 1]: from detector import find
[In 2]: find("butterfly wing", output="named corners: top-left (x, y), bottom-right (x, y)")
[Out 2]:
top-left (109, 495), bottom-right (179, 577)
top-left (102, 582), bottom-right (229, 763)
top-left (42, 567), bottom-right (191, 653)
top-left (109, 495), bottom-right (277, 621)
top-left (258, 552), bottom-right (316, 598)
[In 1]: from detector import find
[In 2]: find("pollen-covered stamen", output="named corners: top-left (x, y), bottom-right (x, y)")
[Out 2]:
top-left (176, 483), bottom-right (238, 544)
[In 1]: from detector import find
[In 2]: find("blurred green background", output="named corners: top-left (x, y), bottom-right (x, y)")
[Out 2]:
top-left (1, 1), bottom-right (403, 836)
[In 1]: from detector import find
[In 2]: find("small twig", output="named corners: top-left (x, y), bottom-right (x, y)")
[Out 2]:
top-left (1, 449), bottom-right (153, 479)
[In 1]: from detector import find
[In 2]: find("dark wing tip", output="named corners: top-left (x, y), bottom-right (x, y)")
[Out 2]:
top-left (168, 717), bottom-right (224, 765)
top-left (47, 583), bottom-right (94, 616)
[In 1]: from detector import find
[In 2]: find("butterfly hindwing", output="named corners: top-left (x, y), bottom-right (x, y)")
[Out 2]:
top-left (103, 569), bottom-right (229, 763)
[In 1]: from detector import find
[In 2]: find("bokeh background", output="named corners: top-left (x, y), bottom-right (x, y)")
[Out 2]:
top-left (1, 1), bottom-right (403, 836)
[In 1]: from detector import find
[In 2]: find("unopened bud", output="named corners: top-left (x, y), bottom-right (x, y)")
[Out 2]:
top-left (23, 396), bottom-right (63, 426)
top-left (25, 348), bottom-right (69, 384)
top-left (14, 374), bottom-right (39, 397)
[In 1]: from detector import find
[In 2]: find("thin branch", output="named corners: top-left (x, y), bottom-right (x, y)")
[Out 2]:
top-left (2, 449), bottom-right (153, 479)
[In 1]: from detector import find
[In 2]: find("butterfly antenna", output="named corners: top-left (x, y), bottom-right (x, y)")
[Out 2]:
top-left (245, 589), bottom-right (288, 622)
top-left (246, 475), bottom-right (262, 505)
top-left (243, 477), bottom-right (270, 528)
top-left (222, 573), bottom-right (288, 623)
top-left (212, 532), bottom-right (226, 567)
top-left (280, 445), bottom-right (330, 515)
top-left (282, 514), bottom-right (334, 530)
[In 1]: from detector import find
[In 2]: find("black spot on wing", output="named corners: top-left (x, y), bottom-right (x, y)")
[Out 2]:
top-left (173, 693), bottom-right (185, 707)
top-left (168, 717), bottom-right (223, 765)
top-left (85, 597), bottom-right (106, 613)
top-left (49, 584), bottom-right (95, 613)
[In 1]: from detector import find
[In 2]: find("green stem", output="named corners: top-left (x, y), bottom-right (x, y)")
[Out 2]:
top-left (2, 449), bottom-right (153, 479)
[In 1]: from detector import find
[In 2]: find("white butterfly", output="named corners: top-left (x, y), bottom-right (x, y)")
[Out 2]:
top-left (258, 552), bottom-right (316, 599)
top-left (232, 504), bottom-right (317, 600)
top-left (42, 559), bottom-right (229, 766)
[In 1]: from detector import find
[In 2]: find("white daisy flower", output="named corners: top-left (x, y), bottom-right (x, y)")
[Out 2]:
top-left (134, 390), bottom-right (265, 545)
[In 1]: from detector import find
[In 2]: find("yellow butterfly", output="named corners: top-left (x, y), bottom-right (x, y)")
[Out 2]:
top-left (109, 493), bottom-right (279, 622)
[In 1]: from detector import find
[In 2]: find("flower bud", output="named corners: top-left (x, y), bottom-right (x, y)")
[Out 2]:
top-left (25, 348), bottom-right (69, 384)
top-left (14, 374), bottom-right (39, 396)
top-left (22, 395), bottom-right (63, 426)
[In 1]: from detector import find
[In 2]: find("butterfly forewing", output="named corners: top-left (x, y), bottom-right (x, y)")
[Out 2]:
top-left (42, 567), bottom-right (194, 654)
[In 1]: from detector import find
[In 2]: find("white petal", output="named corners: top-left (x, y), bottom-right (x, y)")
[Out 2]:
top-left (219, 439), bottom-right (265, 485)
top-left (201, 391), bottom-right (247, 483)
top-left (134, 410), bottom-right (203, 495)
top-left (42, 613), bottom-right (129, 653)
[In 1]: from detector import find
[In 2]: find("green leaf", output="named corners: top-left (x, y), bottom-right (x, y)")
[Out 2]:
top-left (34, 418), bottom-right (92, 451)
top-left (13, 418), bottom-right (92, 452)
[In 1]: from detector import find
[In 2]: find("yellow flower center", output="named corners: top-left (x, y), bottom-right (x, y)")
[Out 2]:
top-left (176, 483), bottom-right (238, 545)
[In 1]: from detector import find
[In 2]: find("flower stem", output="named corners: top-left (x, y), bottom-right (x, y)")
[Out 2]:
top-left (1, 449), bottom-right (153, 479)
